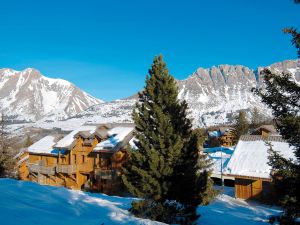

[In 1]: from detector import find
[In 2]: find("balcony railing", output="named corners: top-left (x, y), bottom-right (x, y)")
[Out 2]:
top-left (27, 163), bottom-right (56, 175)
top-left (95, 169), bottom-right (116, 180)
top-left (56, 165), bottom-right (77, 174)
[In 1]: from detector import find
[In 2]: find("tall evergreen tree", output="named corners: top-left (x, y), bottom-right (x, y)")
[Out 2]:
top-left (122, 55), bottom-right (214, 224)
top-left (250, 107), bottom-right (261, 129)
top-left (23, 135), bottom-right (33, 148)
top-left (233, 110), bottom-right (249, 141)
top-left (283, 27), bottom-right (300, 57)
top-left (255, 28), bottom-right (300, 223)
top-left (0, 113), bottom-right (15, 177)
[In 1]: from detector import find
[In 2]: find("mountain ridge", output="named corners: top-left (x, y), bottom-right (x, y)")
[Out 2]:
top-left (0, 68), bottom-right (104, 122)
top-left (68, 59), bottom-right (299, 128)
top-left (2, 59), bottom-right (300, 131)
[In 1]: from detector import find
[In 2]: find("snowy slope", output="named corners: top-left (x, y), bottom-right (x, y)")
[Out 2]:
top-left (0, 68), bottom-right (103, 121)
top-left (0, 179), bottom-right (281, 225)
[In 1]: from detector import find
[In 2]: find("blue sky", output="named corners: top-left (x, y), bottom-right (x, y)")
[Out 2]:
top-left (0, 0), bottom-right (299, 101)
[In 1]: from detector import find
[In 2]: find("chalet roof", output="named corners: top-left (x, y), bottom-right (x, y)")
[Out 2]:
top-left (55, 126), bottom-right (97, 149)
top-left (74, 131), bottom-right (92, 139)
top-left (27, 123), bottom-right (135, 153)
top-left (224, 135), bottom-right (295, 179)
top-left (253, 125), bottom-right (278, 135)
top-left (93, 126), bottom-right (134, 152)
top-left (219, 127), bottom-right (234, 135)
top-left (27, 135), bottom-right (59, 155)
top-left (94, 129), bottom-right (108, 139)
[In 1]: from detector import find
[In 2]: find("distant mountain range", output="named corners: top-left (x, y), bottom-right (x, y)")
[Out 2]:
top-left (176, 60), bottom-right (299, 126)
top-left (0, 68), bottom-right (103, 122)
top-left (1, 60), bottom-right (299, 131)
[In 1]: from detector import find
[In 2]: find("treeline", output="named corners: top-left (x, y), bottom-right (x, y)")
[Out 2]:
top-left (0, 114), bottom-right (15, 178)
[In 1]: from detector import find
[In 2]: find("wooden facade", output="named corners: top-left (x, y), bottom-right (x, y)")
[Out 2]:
top-left (17, 124), bottom-right (134, 194)
top-left (233, 176), bottom-right (271, 199)
top-left (219, 127), bottom-right (236, 147)
top-left (224, 134), bottom-right (292, 200)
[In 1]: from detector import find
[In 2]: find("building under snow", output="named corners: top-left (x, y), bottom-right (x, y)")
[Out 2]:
top-left (16, 123), bottom-right (135, 194)
top-left (224, 135), bottom-right (295, 199)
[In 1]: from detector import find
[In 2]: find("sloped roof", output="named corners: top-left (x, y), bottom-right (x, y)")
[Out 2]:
top-left (28, 135), bottom-right (57, 154)
top-left (219, 127), bottom-right (235, 135)
top-left (225, 135), bottom-right (295, 179)
top-left (55, 126), bottom-right (97, 149)
top-left (204, 147), bottom-right (234, 175)
top-left (239, 135), bottom-right (284, 142)
top-left (93, 126), bottom-right (134, 152)
top-left (254, 125), bottom-right (278, 134)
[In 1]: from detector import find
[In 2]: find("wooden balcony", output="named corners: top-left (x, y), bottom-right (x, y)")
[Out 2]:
top-left (95, 169), bottom-right (116, 180)
top-left (28, 163), bottom-right (56, 175)
top-left (56, 165), bottom-right (76, 174)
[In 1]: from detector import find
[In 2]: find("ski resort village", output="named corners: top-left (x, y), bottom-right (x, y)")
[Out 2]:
top-left (0, 1), bottom-right (300, 225)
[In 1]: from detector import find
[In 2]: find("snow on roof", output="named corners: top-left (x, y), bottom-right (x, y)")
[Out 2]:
top-left (94, 126), bottom-right (134, 151)
top-left (204, 147), bottom-right (234, 175)
top-left (28, 135), bottom-right (57, 154)
top-left (55, 125), bottom-right (97, 149)
top-left (225, 135), bottom-right (296, 179)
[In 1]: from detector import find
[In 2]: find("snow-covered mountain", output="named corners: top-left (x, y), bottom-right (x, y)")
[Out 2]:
top-left (4, 59), bottom-right (300, 133)
top-left (0, 68), bottom-right (103, 121)
top-left (47, 59), bottom-right (299, 129)
top-left (176, 60), bottom-right (300, 126)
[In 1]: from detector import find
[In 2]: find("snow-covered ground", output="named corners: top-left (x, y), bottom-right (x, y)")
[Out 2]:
top-left (0, 179), bottom-right (281, 225)
top-left (0, 179), bottom-right (163, 225)
top-left (199, 187), bottom-right (281, 225)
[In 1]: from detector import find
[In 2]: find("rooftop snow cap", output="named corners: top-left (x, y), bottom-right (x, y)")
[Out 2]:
top-left (224, 135), bottom-right (296, 179)
top-left (55, 125), bottom-right (98, 149)
top-left (27, 135), bottom-right (63, 155)
top-left (93, 126), bottom-right (134, 152)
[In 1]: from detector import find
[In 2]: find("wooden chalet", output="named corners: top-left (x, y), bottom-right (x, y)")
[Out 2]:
top-left (17, 123), bottom-right (135, 194)
top-left (218, 127), bottom-right (236, 147)
top-left (251, 125), bottom-right (278, 138)
top-left (224, 135), bottom-right (295, 200)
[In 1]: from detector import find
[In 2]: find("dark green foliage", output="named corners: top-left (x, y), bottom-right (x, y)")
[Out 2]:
top-left (0, 114), bottom-right (15, 177)
top-left (266, 142), bottom-right (298, 209)
top-left (283, 27), bottom-right (300, 57)
top-left (257, 68), bottom-right (300, 220)
top-left (130, 199), bottom-right (187, 224)
top-left (122, 55), bottom-right (214, 224)
top-left (233, 110), bottom-right (249, 141)
top-left (192, 128), bottom-right (207, 150)
top-left (258, 69), bottom-right (300, 158)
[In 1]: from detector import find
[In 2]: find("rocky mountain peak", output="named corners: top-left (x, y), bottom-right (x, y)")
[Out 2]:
top-left (0, 68), bottom-right (103, 122)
